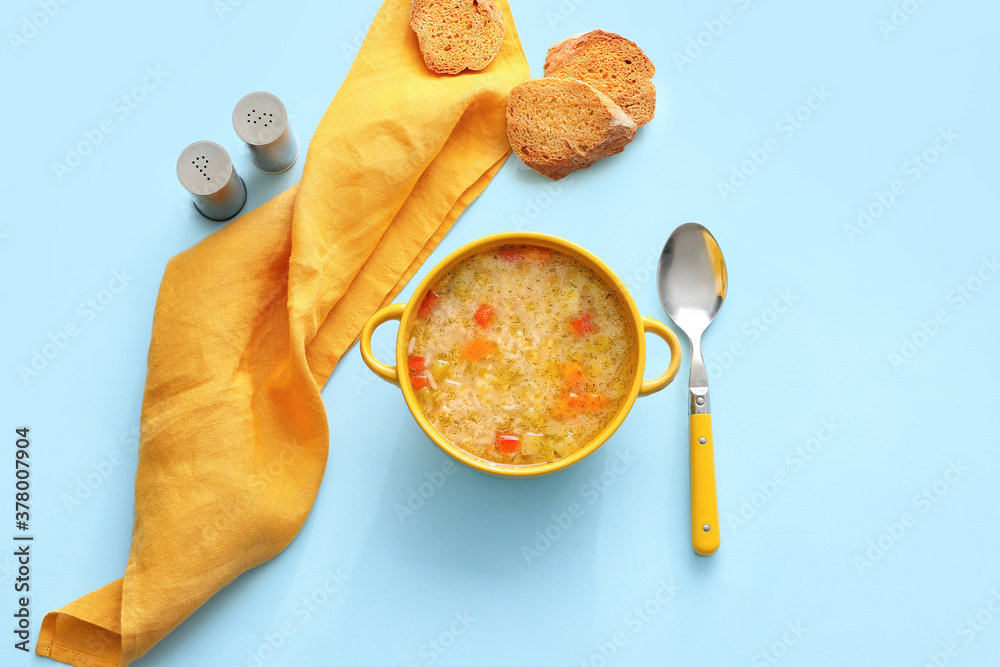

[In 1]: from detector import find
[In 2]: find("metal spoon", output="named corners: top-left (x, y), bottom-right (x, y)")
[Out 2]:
top-left (657, 223), bottom-right (727, 556)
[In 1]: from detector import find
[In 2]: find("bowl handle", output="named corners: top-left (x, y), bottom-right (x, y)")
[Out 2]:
top-left (639, 316), bottom-right (682, 396)
top-left (360, 303), bottom-right (406, 385)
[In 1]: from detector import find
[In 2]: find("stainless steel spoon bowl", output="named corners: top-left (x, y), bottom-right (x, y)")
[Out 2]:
top-left (657, 223), bottom-right (727, 556)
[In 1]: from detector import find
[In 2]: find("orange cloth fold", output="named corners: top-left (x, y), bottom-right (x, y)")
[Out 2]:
top-left (36, 1), bottom-right (528, 664)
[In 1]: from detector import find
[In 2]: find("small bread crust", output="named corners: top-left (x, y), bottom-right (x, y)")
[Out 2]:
top-left (410, 0), bottom-right (505, 75)
top-left (544, 30), bottom-right (656, 126)
top-left (506, 78), bottom-right (637, 181)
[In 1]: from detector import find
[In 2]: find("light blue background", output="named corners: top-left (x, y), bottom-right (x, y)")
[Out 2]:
top-left (3, 0), bottom-right (1000, 665)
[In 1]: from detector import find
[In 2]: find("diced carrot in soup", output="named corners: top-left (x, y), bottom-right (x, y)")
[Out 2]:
top-left (524, 247), bottom-right (551, 263)
top-left (564, 392), bottom-right (584, 410)
top-left (408, 356), bottom-right (425, 372)
top-left (563, 362), bottom-right (586, 392)
top-left (461, 337), bottom-right (493, 362)
top-left (583, 393), bottom-right (608, 412)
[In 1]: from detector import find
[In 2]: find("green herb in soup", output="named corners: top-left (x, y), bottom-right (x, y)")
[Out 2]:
top-left (408, 244), bottom-right (636, 465)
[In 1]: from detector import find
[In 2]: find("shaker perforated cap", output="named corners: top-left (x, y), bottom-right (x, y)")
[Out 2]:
top-left (176, 140), bottom-right (247, 221)
top-left (233, 92), bottom-right (299, 174)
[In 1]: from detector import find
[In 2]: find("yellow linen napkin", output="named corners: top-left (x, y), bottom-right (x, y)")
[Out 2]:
top-left (35, 2), bottom-right (529, 664)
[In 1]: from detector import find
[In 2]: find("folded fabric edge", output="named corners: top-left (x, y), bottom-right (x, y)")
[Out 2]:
top-left (37, 578), bottom-right (124, 666)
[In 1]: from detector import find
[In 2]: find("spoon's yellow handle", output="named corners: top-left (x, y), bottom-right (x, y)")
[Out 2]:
top-left (690, 413), bottom-right (720, 556)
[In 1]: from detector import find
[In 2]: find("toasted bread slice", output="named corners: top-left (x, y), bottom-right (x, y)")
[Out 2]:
top-left (410, 0), bottom-right (505, 75)
top-left (506, 78), bottom-right (637, 181)
top-left (544, 30), bottom-right (656, 126)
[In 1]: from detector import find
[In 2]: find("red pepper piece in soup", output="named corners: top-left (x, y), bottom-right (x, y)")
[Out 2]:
top-left (496, 433), bottom-right (520, 453)
top-left (418, 291), bottom-right (439, 318)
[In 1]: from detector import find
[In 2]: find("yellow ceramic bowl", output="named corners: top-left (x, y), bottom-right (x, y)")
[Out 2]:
top-left (360, 232), bottom-right (681, 477)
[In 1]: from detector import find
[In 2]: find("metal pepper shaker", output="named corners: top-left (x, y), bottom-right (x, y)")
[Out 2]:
top-left (175, 140), bottom-right (247, 221)
top-left (232, 92), bottom-right (299, 174)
